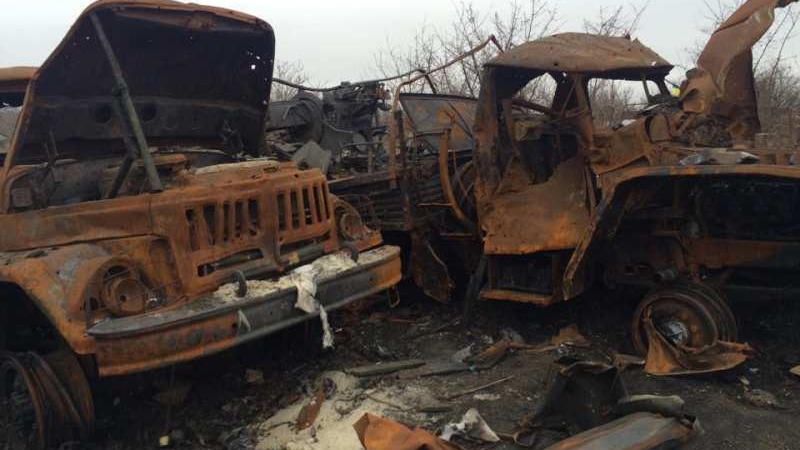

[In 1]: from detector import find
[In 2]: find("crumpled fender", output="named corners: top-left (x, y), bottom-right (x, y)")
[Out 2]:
top-left (563, 164), bottom-right (800, 299)
top-left (0, 243), bottom-right (125, 355)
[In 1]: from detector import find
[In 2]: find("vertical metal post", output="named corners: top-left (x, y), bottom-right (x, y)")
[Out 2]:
top-left (90, 12), bottom-right (163, 193)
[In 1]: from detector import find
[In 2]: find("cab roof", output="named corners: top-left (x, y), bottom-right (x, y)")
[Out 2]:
top-left (486, 32), bottom-right (673, 80)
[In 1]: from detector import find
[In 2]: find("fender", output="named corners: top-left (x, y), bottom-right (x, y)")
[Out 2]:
top-left (562, 164), bottom-right (800, 299)
top-left (0, 243), bottom-right (125, 355)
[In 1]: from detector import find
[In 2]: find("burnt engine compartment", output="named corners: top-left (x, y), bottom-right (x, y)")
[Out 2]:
top-left (6, 149), bottom-right (236, 212)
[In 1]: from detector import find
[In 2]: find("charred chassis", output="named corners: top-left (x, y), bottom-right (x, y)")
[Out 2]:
top-left (0, 1), bottom-right (400, 448)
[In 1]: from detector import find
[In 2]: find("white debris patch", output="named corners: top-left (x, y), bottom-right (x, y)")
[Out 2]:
top-left (289, 253), bottom-right (357, 349)
top-left (210, 250), bottom-right (365, 349)
top-left (255, 371), bottom-right (430, 450)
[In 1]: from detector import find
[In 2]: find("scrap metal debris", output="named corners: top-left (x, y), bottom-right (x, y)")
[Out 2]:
top-left (539, 412), bottom-right (698, 450)
top-left (643, 310), bottom-right (753, 376)
top-left (346, 360), bottom-right (427, 377)
top-left (527, 361), bottom-right (629, 433)
top-left (551, 325), bottom-right (592, 348)
top-left (440, 375), bottom-right (515, 401)
top-left (511, 360), bottom-right (700, 449)
top-left (296, 387), bottom-right (327, 431)
top-left (612, 353), bottom-right (646, 372)
top-left (397, 361), bottom-right (472, 380)
top-left (353, 414), bottom-right (463, 450)
top-left (614, 395), bottom-right (686, 419)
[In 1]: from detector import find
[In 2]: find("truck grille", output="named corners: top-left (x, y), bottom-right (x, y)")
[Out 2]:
top-left (276, 181), bottom-right (331, 240)
top-left (184, 181), bottom-right (332, 255)
top-left (185, 197), bottom-right (262, 251)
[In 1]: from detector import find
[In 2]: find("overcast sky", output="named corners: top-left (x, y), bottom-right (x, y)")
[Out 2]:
top-left (0, 0), bottom-right (797, 86)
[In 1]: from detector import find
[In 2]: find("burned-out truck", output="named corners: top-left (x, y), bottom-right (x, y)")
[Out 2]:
top-left (472, 0), bottom-right (798, 356)
top-left (265, 39), bottom-right (501, 304)
top-left (0, 1), bottom-right (400, 448)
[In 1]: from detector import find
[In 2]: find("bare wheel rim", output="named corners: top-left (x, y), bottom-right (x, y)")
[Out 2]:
top-left (673, 283), bottom-right (738, 342)
top-left (0, 355), bottom-right (47, 450)
top-left (631, 289), bottom-right (721, 356)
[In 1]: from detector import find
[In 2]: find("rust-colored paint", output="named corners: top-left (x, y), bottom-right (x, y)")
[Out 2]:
top-left (486, 33), bottom-right (672, 78)
top-left (681, 0), bottom-right (796, 139)
top-left (473, 0), bottom-right (800, 306)
top-left (0, 66), bottom-right (35, 97)
top-left (541, 413), bottom-right (695, 450)
top-left (0, 0), bottom-right (400, 382)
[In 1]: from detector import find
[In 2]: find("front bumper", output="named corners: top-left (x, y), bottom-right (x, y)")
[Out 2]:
top-left (88, 246), bottom-right (401, 376)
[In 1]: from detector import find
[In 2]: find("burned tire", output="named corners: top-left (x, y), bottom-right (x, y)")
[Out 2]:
top-left (631, 284), bottom-right (734, 356)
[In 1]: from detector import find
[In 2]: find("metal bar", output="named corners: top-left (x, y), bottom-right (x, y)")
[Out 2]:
top-left (105, 101), bottom-right (139, 199)
top-left (384, 35), bottom-right (503, 187)
top-left (90, 12), bottom-right (163, 193)
top-left (273, 67), bottom-right (431, 93)
top-left (389, 35), bottom-right (503, 115)
top-left (104, 135), bottom-right (137, 199)
top-left (437, 128), bottom-right (476, 231)
top-left (389, 110), bottom-right (403, 189)
top-left (214, 202), bottom-right (224, 243)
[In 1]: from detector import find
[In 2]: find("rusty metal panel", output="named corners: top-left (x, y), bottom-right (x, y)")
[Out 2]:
top-left (399, 93), bottom-right (477, 152)
top-left (481, 156), bottom-right (591, 255)
top-left (486, 32), bottom-right (672, 79)
top-left (681, 0), bottom-right (798, 139)
top-left (542, 412), bottom-right (694, 450)
top-left (0, 66), bottom-right (35, 107)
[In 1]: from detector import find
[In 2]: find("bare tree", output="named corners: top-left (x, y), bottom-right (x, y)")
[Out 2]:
top-left (583, 2), bottom-right (652, 127)
top-left (583, 2), bottom-right (650, 37)
top-left (270, 60), bottom-right (312, 102)
top-left (374, 0), bottom-right (560, 101)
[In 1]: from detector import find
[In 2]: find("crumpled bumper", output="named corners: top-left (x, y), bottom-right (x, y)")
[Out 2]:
top-left (88, 246), bottom-right (402, 376)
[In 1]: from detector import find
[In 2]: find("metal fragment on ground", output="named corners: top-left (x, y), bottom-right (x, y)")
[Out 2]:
top-left (614, 395), bottom-right (686, 419)
top-left (642, 310), bottom-right (752, 376)
top-left (353, 414), bottom-right (463, 450)
top-left (539, 412), bottom-right (697, 450)
top-left (550, 325), bottom-right (592, 348)
top-left (296, 387), bottom-right (326, 431)
top-left (346, 360), bottom-right (426, 377)
top-left (397, 361), bottom-right (471, 380)
top-left (529, 361), bottom-right (628, 432)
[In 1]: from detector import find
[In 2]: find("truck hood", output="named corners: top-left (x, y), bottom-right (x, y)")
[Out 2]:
top-left (680, 0), bottom-right (798, 140)
top-left (6, 0), bottom-right (275, 166)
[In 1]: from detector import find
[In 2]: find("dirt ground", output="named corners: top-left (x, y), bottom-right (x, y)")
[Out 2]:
top-left (88, 283), bottom-right (800, 450)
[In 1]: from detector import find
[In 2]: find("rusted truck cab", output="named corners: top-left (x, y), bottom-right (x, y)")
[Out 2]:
top-left (474, 0), bottom-right (798, 360)
top-left (0, 2), bottom-right (400, 448)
